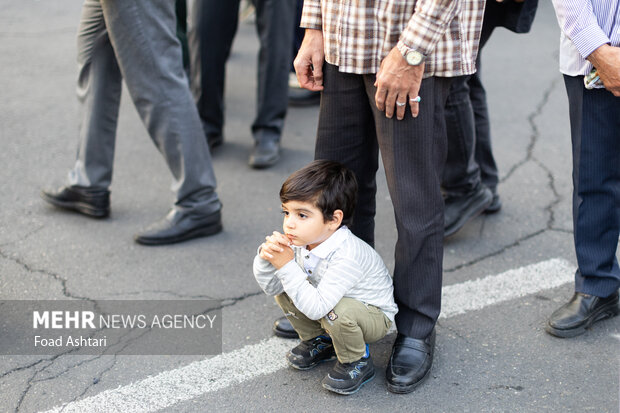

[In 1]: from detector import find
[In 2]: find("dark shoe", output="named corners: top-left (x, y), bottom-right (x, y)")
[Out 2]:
top-left (289, 88), bottom-right (320, 107)
top-left (41, 185), bottom-right (110, 218)
top-left (321, 356), bottom-right (375, 395)
top-left (273, 316), bottom-right (299, 339)
top-left (287, 335), bottom-right (336, 370)
top-left (207, 133), bottom-right (224, 151)
top-left (546, 291), bottom-right (619, 338)
top-left (248, 130), bottom-right (280, 169)
top-left (134, 208), bottom-right (222, 246)
top-left (484, 191), bottom-right (502, 214)
top-left (444, 184), bottom-right (493, 237)
top-left (386, 331), bottom-right (435, 394)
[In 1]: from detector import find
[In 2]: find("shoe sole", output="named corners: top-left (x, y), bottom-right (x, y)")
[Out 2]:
top-left (134, 223), bottom-right (223, 246)
top-left (444, 194), bottom-right (493, 238)
top-left (545, 303), bottom-right (620, 338)
top-left (273, 327), bottom-right (300, 339)
top-left (287, 354), bottom-right (336, 371)
top-left (41, 193), bottom-right (109, 218)
top-left (322, 370), bottom-right (376, 395)
top-left (248, 154), bottom-right (280, 169)
top-left (386, 364), bottom-right (432, 394)
top-left (484, 202), bottom-right (502, 214)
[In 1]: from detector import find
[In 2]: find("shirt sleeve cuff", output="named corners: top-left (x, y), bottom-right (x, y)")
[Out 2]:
top-left (570, 24), bottom-right (611, 59)
top-left (300, 0), bottom-right (322, 29)
top-left (399, 0), bottom-right (459, 57)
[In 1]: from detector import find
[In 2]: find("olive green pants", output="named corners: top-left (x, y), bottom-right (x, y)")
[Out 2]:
top-left (274, 293), bottom-right (392, 363)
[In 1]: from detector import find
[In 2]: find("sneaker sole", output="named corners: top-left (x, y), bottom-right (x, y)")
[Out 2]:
top-left (545, 303), bottom-right (620, 338)
top-left (287, 354), bottom-right (336, 371)
top-left (322, 370), bottom-right (376, 395)
top-left (134, 223), bottom-right (223, 246)
top-left (41, 193), bottom-right (109, 218)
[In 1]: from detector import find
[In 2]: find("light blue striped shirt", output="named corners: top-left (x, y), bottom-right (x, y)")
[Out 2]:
top-left (253, 226), bottom-right (398, 321)
top-left (550, 0), bottom-right (620, 77)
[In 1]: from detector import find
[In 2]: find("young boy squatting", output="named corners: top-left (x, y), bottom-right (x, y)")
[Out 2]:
top-left (253, 160), bottom-right (398, 395)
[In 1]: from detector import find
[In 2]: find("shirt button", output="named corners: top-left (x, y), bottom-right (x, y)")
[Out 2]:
top-left (308, 270), bottom-right (313, 274)
top-left (305, 255), bottom-right (310, 259)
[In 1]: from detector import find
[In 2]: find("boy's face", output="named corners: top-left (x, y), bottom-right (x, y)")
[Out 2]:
top-left (281, 200), bottom-right (338, 250)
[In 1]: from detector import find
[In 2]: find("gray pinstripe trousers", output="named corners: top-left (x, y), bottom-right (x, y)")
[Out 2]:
top-left (68, 0), bottom-right (220, 215)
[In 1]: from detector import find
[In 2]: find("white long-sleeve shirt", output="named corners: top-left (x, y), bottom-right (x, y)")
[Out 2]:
top-left (253, 226), bottom-right (398, 321)
top-left (550, 0), bottom-right (620, 77)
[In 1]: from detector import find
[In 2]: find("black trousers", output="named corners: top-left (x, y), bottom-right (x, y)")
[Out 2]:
top-left (315, 63), bottom-right (452, 339)
top-left (564, 75), bottom-right (620, 298)
top-left (442, 21), bottom-right (498, 196)
top-left (188, 0), bottom-right (296, 138)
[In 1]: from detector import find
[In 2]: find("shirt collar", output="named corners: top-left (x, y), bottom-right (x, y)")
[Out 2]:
top-left (304, 226), bottom-right (349, 259)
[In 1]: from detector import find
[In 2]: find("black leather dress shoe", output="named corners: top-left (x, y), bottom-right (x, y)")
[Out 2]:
top-left (273, 316), bottom-right (299, 339)
top-left (41, 185), bottom-right (110, 218)
top-left (386, 330), bottom-right (435, 394)
top-left (484, 191), bottom-right (502, 214)
top-left (546, 291), bottom-right (619, 338)
top-left (249, 130), bottom-right (280, 169)
top-left (134, 208), bottom-right (222, 246)
top-left (444, 184), bottom-right (493, 237)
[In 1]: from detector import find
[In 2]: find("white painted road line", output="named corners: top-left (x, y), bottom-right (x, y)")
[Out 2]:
top-left (41, 258), bottom-right (574, 413)
top-left (42, 338), bottom-right (292, 413)
top-left (440, 258), bottom-right (574, 318)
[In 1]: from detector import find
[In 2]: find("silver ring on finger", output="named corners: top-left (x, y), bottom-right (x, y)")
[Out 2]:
top-left (410, 96), bottom-right (421, 103)
top-left (396, 101), bottom-right (406, 107)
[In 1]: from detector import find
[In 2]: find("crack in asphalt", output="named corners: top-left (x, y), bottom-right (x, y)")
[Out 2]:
top-left (0, 359), bottom-right (49, 380)
top-left (0, 249), bottom-right (95, 303)
top-left (445, 77), bottom-right (564, 273)
top-left (57, 357), bottom-right (118, 413)
top-left (14, 359), bottom-right (54, 413)
top-left (498, 77), bottom-right (560, 185)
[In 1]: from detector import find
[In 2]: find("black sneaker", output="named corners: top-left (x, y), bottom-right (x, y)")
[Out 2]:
top-left (321, 355), bottom-right (375, 395)
top-left (287, 336), bottom-right (335, 370)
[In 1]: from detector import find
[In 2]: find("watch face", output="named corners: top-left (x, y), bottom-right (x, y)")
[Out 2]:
top-left (406, 50), bottom-right (423, 65)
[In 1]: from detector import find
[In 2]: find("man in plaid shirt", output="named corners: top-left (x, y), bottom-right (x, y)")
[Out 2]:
top-left (293, 0), bottom-right (485, 394)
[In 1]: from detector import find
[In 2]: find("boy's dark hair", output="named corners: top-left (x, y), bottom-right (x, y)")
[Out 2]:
top-left (280, 160), bottom-right (357, 227)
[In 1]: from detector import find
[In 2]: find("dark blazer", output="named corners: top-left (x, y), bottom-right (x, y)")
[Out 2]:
top-left (484, 0), bottom-right (538, 34)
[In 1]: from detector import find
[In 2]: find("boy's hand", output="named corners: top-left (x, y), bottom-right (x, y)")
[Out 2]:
top-left (259, 231), bottom-right (294, 269)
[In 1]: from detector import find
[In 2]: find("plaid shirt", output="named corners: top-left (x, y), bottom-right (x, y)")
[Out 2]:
top-left (301, 0), bottom-right (485, 77)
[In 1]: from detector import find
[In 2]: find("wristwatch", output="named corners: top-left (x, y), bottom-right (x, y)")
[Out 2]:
top-left (397, 43), bottom-right (426, 66)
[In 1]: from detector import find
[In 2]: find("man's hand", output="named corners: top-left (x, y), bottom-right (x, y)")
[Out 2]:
top-left (375, 47), bottom-right (425, 120)
top-left (294, 29), bottom-right (325, 91)
top-left (588, 44), bottom-right (620, 97)
top-left (259, 231), bottom-right (294, 270)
